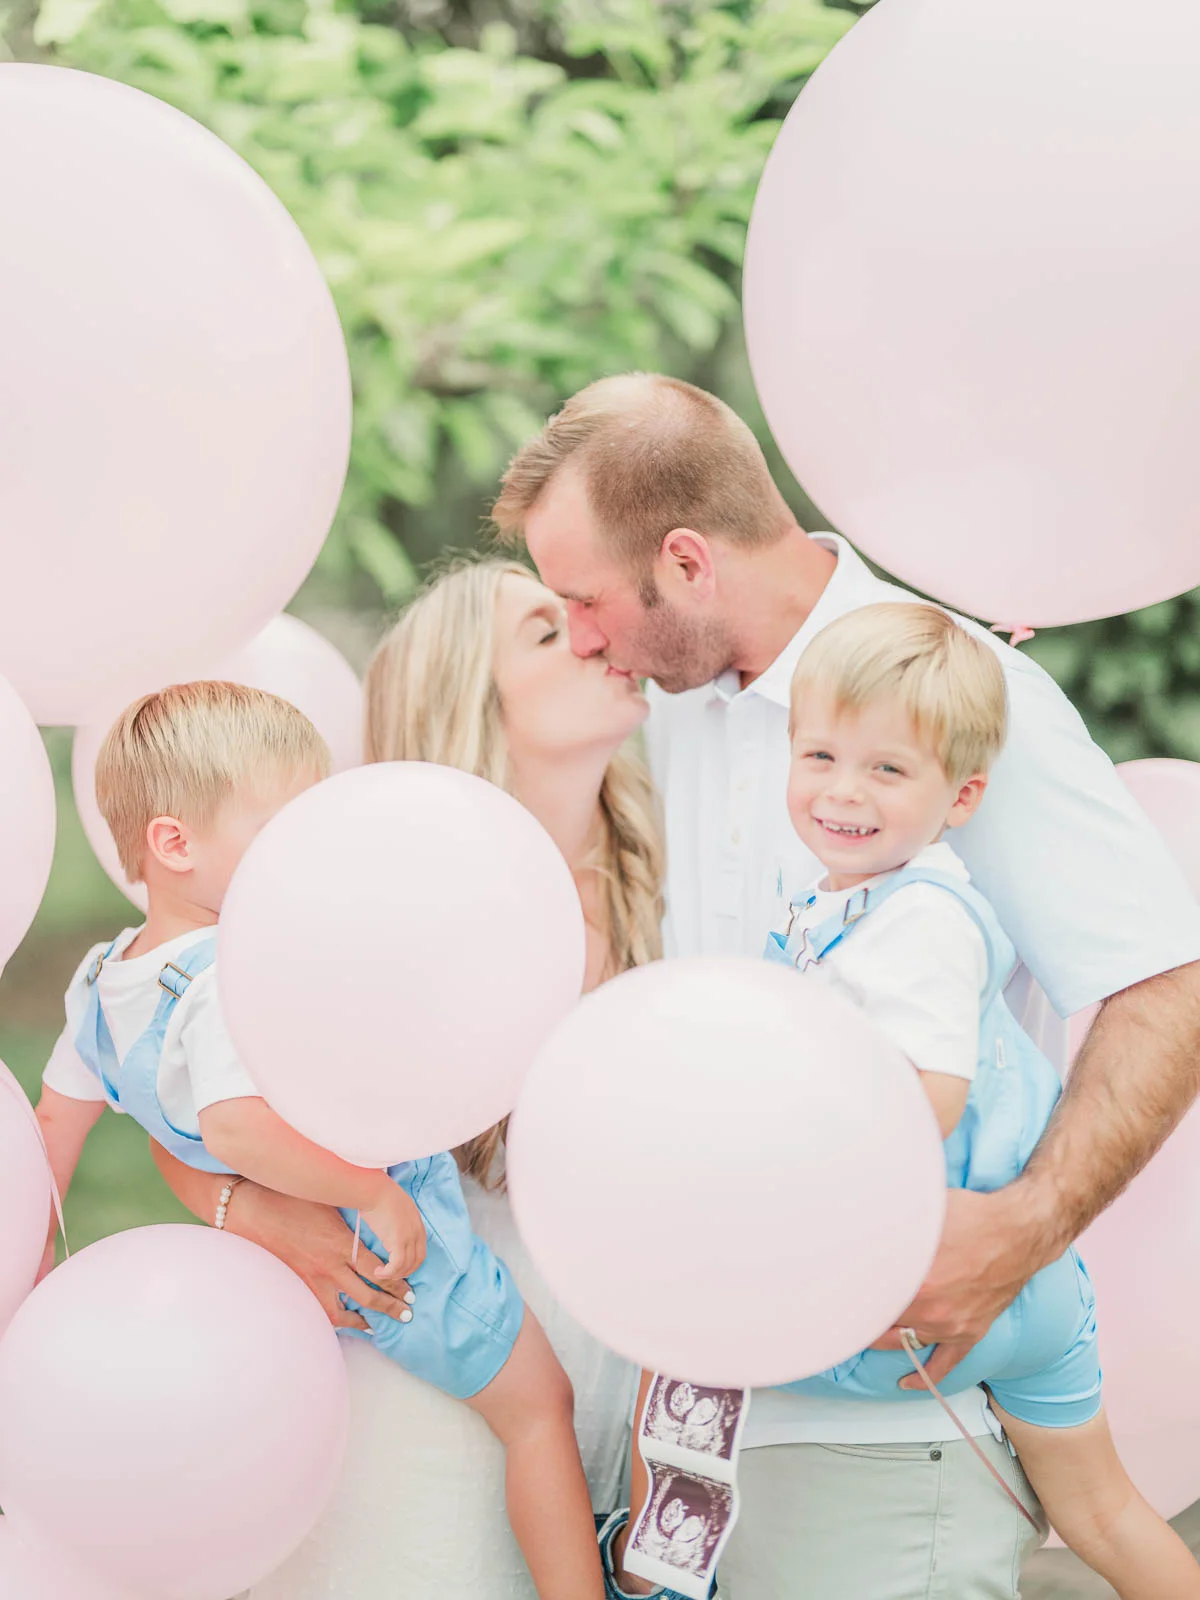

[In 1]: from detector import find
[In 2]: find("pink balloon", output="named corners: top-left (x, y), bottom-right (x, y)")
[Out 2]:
top-left (507, 958), bottom-right (946, 1388)
top-left (1074, 1103), bottom-right (1200, 1520)
top-left (0, 1520), bottom-right (141, 1600)
top-left (1066, 759), bottom-right (1200, 1069)
top-left (0, 675), bottom-right (55, 967)
top-left (0, 1225), bottom-right (348, 1600)
top-left (72, 614), bottom-right (363, 912)
top-left (0, 65), bottom-right (351, 726)
top-left (0, 1063), bottom-right (52, 1338)
top-left (1117, 760), bottom-right (1200, 897)
top-left (744, 0), bottom-right (1200, 628)
top-left (219, 763), bottom-right (587, 1166)
top-left (1052, 757), bottom-right (1200, 1526)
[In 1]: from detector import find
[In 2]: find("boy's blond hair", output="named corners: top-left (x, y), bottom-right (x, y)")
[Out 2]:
top-left (790, 603), bottom-right (1008, 786)
top-left (95, 681), bottom-right (331, 880)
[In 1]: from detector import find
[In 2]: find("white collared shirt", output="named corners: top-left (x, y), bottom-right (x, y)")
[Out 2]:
top-left (645, 534), bottom-right (1200, 1447)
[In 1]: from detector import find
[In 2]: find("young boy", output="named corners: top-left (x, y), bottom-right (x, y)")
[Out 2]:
top-left (36, 680), bottom-right (606, 1600)
top-left (770, 602), bottom-right (1195, 1599)
top-left (607, 603), bottom-right (1199, 1600)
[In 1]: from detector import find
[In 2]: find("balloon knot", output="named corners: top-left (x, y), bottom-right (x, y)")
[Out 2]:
top-left (990, 623), bottom-right (1036, 648)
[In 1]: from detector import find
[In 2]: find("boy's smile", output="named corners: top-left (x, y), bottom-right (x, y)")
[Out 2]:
top-left (788, 693), bottom-right (985, 891)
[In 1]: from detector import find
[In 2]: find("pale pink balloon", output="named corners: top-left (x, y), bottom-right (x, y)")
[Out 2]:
top-left (507, 958), bottom-right (946, 1388)
top-left (0, 675), bottom-right (55, 967)
top-left (1055, 756), bottom-right (1200, 1526)
top-left (1117, 760), bottom-right (1200, 897)
top-left (0, 1225), bottom-right (348, 1600)
top-left (0, 65), bottom-right (351, 726)
top-left (0, 1062), bottom-right (52, 1338)
top-left (744, 0), bottom-right (1200, 629)
top-left (72, 614), bottom-right (363, 912)
top-left (219, 763), bottom-right (587, 1166)
top-left (0, 1520), bottom-right (141, 1600)
top-left (1066, 759), bottom-right (1199, 1070)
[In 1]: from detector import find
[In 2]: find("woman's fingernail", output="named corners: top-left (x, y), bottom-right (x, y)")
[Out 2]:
top-left (404, 1289), bottom-right (416, 1305)
top-left (399, 1308), bottom-right (414, 1324)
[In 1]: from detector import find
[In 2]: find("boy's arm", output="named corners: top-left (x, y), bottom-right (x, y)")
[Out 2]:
top-left (34, 1085), bottom-right (106, 1273)
top-left (915, 1070), bottom-right (970, 1140)
top-left (198, 1097), bottom-right (425, 1282)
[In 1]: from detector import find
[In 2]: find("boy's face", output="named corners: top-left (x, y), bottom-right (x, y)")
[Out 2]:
top-left (787, 693), bottom-right (986, 892)
top-left (150, 764), bottom-right (322, 916)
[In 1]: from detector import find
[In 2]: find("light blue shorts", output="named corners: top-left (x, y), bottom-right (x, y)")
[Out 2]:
top-left (783, 1247), bottom-right (1101, 1428)
top-left (339, 1151), bottom-right (524, 1400)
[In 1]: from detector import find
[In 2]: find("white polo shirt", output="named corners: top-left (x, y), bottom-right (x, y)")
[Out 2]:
top-left (645, 534), bottom-right (1200, 1447)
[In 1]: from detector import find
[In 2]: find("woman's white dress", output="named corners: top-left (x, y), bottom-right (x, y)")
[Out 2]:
top-left (249, 1172), bottom-right (638, 1599)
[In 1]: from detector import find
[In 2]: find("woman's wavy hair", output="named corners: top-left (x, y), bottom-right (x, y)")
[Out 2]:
top-left (364, 556), bottom-right (664, 1187)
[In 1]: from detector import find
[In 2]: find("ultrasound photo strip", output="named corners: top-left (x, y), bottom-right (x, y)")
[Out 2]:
top-left (624, 1379), bottom-right (751, 1600)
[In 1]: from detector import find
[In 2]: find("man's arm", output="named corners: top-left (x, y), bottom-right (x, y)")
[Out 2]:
top-left (149, 1139), bottom-right (408, 1331)
top-left (894, 958), bottom-right (1200, 1383)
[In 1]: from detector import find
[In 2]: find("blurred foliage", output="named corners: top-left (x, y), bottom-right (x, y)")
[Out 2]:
top-left (4, 0), bottom-right (860, 599)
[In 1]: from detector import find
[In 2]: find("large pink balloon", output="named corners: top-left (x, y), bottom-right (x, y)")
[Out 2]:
top-left (507, 958), bottom-right (946, 1388)
top-left (0, 65), bottom-right (351, 726)
top-left (0, 1520), bottom-right (140, 1600)
top-left (1057, 757), bottom-right (1200, 1525)
top-left (72, 614), bottom-right (363, 912)
top-left (219, 763), bottom-right (587, 1166)
top-left (0, 1225), bottom-right (348, 1600)
top-left (0, 675), bottom-right (55, 967)
top-left (744, 0), bottom-right (1200, 629)
top-left (0, 1063), bottom-right (52, 1338)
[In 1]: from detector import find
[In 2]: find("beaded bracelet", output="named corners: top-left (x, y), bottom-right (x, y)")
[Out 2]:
top-left (214, 1176), bottom-right (244, 1231)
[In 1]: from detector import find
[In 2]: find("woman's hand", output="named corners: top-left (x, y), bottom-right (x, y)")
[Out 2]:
top-left (225, 1182), bottom-right (411, 1331)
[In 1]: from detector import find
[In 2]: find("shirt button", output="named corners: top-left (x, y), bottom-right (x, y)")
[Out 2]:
top-left (731, 829), bottom-right (742, 845)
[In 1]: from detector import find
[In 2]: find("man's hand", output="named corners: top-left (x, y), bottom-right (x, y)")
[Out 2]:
top-left (225, 1182), bottom-right (410, 1332)
top-left (873, 1185), bottom-right (1053, 1385)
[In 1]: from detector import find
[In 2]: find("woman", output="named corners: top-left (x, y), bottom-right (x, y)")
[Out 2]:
top-left (154, 558), bottom-right (664, 1598)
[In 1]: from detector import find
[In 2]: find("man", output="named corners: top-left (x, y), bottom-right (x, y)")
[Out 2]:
top-left (491, 371), bottom-right (1200, 1598)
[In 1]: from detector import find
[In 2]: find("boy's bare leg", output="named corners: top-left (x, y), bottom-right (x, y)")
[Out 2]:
top-left (467, 1314), bottom-right (605, 1600)
top-left (991, 1401), bottom-right (1200, 1599)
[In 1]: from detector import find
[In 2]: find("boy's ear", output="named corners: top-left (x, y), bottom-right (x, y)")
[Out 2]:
top-left (144, 815), bottom-right (192, 875)
top-left (945, 772), bottom-right (988, 829)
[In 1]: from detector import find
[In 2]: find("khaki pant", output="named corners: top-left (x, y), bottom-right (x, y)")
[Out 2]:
top-left (718, 1437), bottom-right (1046, 1600)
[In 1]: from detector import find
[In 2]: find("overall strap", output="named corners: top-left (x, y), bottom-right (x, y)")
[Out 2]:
top-left (792, 867), bottom-right (1013, 1010)
top-left (153, 933), bottom-right (218, 1010)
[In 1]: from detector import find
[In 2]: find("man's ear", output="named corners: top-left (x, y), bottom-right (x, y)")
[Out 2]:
top-left (144, 815), bottom-right (193, 875)
top-left (945, 773), bottom-right (988, 829)
top-left (658, 528), bottom-right (717, 604)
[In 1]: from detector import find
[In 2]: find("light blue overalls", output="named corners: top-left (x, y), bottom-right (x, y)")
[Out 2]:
top-left (764, 866), bottom-right (1102, 1428)
top-left (72, 931), bottom-right (524, 1400)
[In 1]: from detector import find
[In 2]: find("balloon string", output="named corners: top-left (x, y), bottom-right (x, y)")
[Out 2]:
top-left (351, 1210), bottom-right (362, 1271)
top-left (990, 623), bottom-right (1037, 648)
top-left (898, 1329), bottom-right (1039, 1528)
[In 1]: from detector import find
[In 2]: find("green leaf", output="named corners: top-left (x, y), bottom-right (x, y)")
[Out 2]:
top-left (346, 519), bottom-right (419, 603)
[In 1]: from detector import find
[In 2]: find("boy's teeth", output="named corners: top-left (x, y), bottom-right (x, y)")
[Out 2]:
top-left (824, 822), bottom-right (873, 835)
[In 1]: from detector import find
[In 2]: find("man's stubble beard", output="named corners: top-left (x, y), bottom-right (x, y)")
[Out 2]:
top-left (634, 577), bottom-right (737, 695)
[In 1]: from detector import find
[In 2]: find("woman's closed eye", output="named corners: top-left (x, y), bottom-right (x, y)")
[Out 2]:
top-left (539, 627), bottom-right (560, 646)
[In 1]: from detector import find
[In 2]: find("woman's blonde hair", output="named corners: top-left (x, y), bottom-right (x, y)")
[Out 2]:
top-left (365, 557), bottom-right (665, 1188)
top-left (790, 603), bottom-right (1008, 785)
top-left (96, 680), bottom-right (331, 880)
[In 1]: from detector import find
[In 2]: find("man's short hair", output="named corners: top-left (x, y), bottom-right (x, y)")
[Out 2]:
top-left (492, 372), bottom-right (792, 570)
top-left (95, 680), bottom-right (330, 879)
top-left (790, 603), bottom-right (1009, 785)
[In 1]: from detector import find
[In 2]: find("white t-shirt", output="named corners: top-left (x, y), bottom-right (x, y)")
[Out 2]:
top-left (644, 533), bottom-right (1200, 1447)
top-left (43, 926), bottom-right (256, 1136)
top-left (782, 842), bottom-right (989, 1084)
